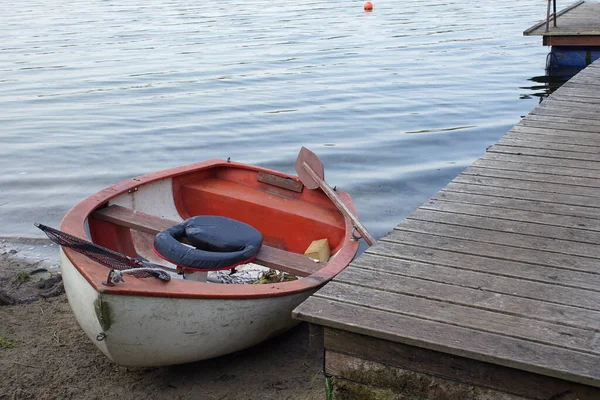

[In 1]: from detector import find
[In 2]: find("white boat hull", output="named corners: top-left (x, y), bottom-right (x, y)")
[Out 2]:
top-left (58, 159), bottom-right (360, 366)
top-left (60, 250), bottom-right (313, 367)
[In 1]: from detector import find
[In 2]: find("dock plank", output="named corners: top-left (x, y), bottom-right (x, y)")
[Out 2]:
top-left (356, 249), bottom-right (600, 311)
top-left (316, 279), bottom-right (600, 354)
top-left (440, 182), bottom-right (600, 210)
top-left (550, 92), bottom-right (600, 105)
top-left (350, 253), bottom-right (600, 329)
top-left (397, 217), bottom-right (600, 259)
top-left (381, 230), bottom-right (600, 278)
top-left (455, 172), bottom-right (600, 197)
top-left (518, 115), bottom-right (600, 133)
top-left (498, 137), bottom-right (600, 154)
top-left (422, 199), bottom-right (600, 232)
top-left (481, 152), bottom-right (600, 171)
top-left (531, 106), bottom-right (600, 122)
top-left (407, 207), bottom-right (600, 244)
top-left (463, 165), bottom-right (600, 186)
top-left (487, 144), bottom-right (600, 163)
top-left (433, 190), bottom-right (600, 220)
top-left (364, 240), bottom-right (600, 292)
top-left (511, 124), bottom-right (600, 138)
top-left (506, 131), bottom-right (600, 146)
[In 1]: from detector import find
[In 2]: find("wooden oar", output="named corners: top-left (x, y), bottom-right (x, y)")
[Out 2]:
top-left (294, 147), bottom-right (376, 246)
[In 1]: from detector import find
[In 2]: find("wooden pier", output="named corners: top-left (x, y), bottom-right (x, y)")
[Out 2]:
top-left (293, 60), bottom-right (600, 399)
top-left (524, 1), bottom-right (600, 46)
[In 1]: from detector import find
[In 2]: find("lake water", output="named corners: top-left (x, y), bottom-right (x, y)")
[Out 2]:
top-left (1, 0), bottom-right (552, 245)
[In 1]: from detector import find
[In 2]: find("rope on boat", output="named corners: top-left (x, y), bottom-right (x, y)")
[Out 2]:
top-left (103, 268), bottom-right (171, 285)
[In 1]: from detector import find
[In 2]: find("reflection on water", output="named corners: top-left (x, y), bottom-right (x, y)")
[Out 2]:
top-left (1, 0), bottom-right (551, 241)
top-left (522, 53), bottom-right (585, 102)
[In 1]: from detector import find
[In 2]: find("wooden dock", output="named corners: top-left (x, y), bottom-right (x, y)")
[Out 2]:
top-left (524, 1), bottom-right (600, 46)
top-left (293, 60), bottom-right (600, 399)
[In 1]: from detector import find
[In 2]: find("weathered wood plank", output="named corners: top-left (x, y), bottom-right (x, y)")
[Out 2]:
top-left (557, 83), bottom-right (600, 94)
top-left (326, 352), bottom-right (531, 400)
top-left (408, 207), bottom-right (600, 245)
top-left (256, 171), bottom-right (304, 193)
top-left (349, 253), bottom-right (600, 329)
top-left (547, 85), bottom-right (600, 98)
top-left (544, 95), bottom-right (600, 107)
top-left (454, 174), bottom-right (600, 199)
top-left (513, 125), bottom-right (600, 139)
top-left (550, 93), bottom-right (600, 105)
top-left (504, 132), bottom-right (600, 148)
top-left (456, 172), bottom-right (600, 198)
top-left (363, 237), bottom-right (600, 293)
top-left (308, 324), bottom-right (324, 353)
top-left (481, 151), bottom-right (600, 170)
top-left (545, 36), bottom-right (600, 46)
top-left (398, 217), bottom-right (600, 259)
top-left (472, 158), bottom-right (600, 179)
top-left (518, 115), bottom-right (600, 133)
top-left (563, 77), bottom-right (600, 88)
top-left (557, 69), bottom-right (600, 80)
top-left (252, 245), bottom-right (323, 276)
top-left (510, 125), bottom-right (600, 141)
top-left (439, 183), bottom-right (600, 212)
top-left (506, 130), bottom-right (600, 146)
top-left (560, 91), bottom-right (600, 103)
top-left (522, 110), bottom-right (600, 122)
top-left (441, 182), bottom-right (600, 211)
top-left (325, 329), bottom-right (600, 400)
top-left (487, 144), bottom-right (600, 163)
top-left (498, 137), bottom-right (600, 154)
top-left (317, 279), bottom-right (600, 354)
top-left (517, 120), bottom-right (600, 134)
top-left (422, 199), bottom-right (600, 232)
top-left (554, 80), bottom-right (600, 91)
top-left (367, 241), bottom-right (600, 308)
top-left (584, 62), bottom-right (600, 70)
top-left (543, 96), bottom-right (600, 109)
top-left (464, 165), bottom-right (600, 187)
top-left (382, 229), bottom-right (600, 279)
top-left (531, 107), bottom-right (600, 122)
top-left (293, 297), bottom-right (600, 386)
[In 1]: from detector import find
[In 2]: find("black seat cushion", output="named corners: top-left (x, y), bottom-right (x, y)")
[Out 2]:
top-left (153, 216), bottom-right (263, 271)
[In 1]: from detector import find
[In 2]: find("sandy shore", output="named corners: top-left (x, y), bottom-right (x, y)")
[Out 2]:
top-left (0, 240), bottom-right (324, 400)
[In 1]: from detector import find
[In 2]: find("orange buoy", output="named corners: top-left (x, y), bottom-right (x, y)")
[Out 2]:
top-left (364, 1), bottom-right (373, 11)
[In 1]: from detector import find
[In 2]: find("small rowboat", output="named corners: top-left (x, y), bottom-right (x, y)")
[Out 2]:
top-left (56, 149), bottom-right (365, 367)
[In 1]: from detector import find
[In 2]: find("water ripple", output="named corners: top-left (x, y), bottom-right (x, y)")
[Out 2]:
top-left (1, 0), bottom-right (549, 239)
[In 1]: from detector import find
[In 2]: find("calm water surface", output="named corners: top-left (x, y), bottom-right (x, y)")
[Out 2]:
top-left (1, 0), bottom-right (551, 243)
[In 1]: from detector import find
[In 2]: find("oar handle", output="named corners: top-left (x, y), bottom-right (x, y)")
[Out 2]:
top-left (302, 162), bottom-right (376, 246)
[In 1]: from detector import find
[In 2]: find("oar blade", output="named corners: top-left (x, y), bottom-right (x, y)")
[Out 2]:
top-left (295, 147), bottom-right (324, 189)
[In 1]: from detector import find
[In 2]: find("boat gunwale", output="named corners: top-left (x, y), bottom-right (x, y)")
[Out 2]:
top-left (60, 158), bottom-right (360, 299)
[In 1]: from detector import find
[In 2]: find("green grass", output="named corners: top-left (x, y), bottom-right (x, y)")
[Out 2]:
top-left (0, 333), bottom-right (18, 349)
top-left (325, 377), bottom-right (334, 400)
top-left (15, 271), bottom-right (30, 284)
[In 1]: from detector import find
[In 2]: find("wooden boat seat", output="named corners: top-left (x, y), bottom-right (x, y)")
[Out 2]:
top-left (91, 205), bottom-right (324, 277)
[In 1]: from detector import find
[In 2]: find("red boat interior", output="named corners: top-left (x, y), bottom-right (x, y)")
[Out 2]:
top-left (87, 164), bottom-right (347, 275)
